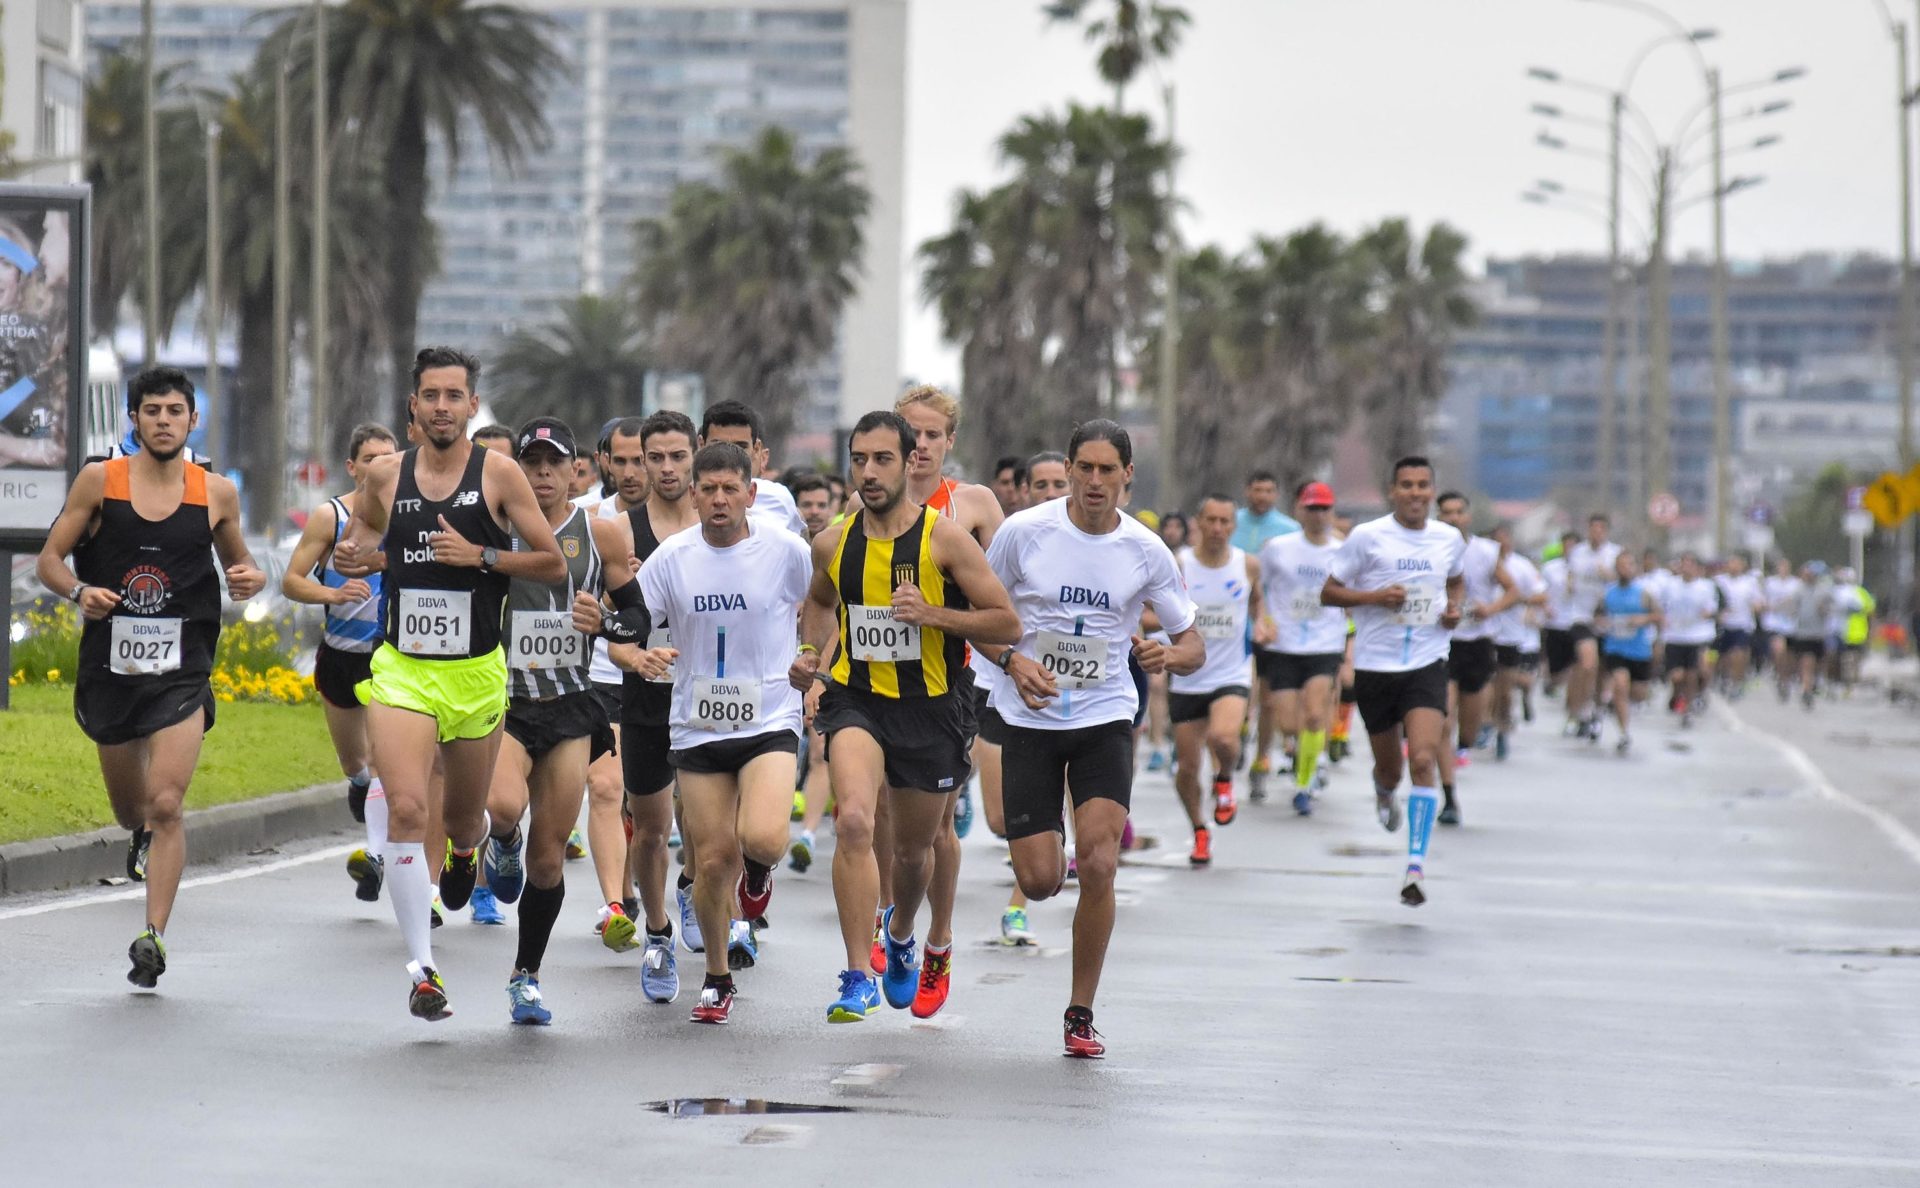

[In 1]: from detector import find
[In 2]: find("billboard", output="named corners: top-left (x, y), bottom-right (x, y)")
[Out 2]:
top-left (0, 184), bottom-right (88, 554)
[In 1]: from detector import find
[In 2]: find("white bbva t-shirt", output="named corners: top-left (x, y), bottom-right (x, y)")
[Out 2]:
top-left (1540, 556), bottom-right (1578, 630)
top-left (1492, 552), bottom-right (1544, 651)
top-left (1328, 513), bottom-right (1467, 674)
top-left (1259, 533), bottom-right (1348, 656)
top-left (1170, 547), bottom-right (1252, 696)
top-left (751, 478), bottom-right (809, 537)
top-left (1716, 573), bottom-right (1761, 632)
top-left (1450, 534), bottom-right (1505, 642)
top-left (986, 498), bottom-right (1196, 730)
top-left (1567, 540), bottom-right (1623, 625)
top-left (1762, 575), bottom-right (1801, 634)
top-left (1664, 576), bottom-right (1720, 645)
top-left (638, 519), bottom-right (812, 752)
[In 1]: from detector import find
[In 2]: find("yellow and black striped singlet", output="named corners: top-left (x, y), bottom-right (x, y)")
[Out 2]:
top-left (829, 506), bottom-right (969, 698)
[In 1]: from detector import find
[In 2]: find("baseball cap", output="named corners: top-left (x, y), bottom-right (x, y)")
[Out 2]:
top-left (516, 416), bottom-right (577, 459)
top-left (1299, 481), bottom-right (1335, 508)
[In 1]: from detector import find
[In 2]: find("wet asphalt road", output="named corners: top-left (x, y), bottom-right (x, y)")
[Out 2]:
top-left (3, 684), bottom-right (1920, 1187)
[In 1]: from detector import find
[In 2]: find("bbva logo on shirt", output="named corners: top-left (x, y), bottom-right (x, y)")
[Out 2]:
top-left (693, 593), bottom-right (747, 612)
top-left (1059, 585), bottom-right (1111, 609)
top-left (1396, 559), bottom-right (1435, 573)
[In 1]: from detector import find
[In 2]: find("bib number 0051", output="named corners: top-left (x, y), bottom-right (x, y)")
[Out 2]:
top-left (398, 589), bottom-right (473, 656)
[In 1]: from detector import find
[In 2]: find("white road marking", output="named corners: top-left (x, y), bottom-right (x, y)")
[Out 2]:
top-left (0, 842), bottom-right (358, 921)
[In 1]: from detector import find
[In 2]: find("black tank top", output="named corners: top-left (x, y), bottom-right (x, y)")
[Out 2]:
top-left (380, 446), bottom-right (512, 660)
top-left (620, 503), bottom-right (673, 725)
top-left (75, 457), bottom-right (221, 681)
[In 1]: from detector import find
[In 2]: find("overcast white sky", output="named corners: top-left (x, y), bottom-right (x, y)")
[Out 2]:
top-left (897, 0), bottom-right (1908, 385)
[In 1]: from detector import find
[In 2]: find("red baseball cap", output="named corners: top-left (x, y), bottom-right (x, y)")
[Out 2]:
top-left (1299, 481), bottom-right (1335, 508)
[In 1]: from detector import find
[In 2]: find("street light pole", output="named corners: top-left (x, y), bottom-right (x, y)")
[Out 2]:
top-left (1158, 82), bottom-right (1180, 512)
top-left (1709, 67), bottom-right (1733, 555)
top-left (1601, 94), bottom-right (1623, 509)
top-left (310, 0), bottom-right (329, 473)
top-left (270, 63), bottom-right (292, 534)
top-left (204, 120), bottom-right (222, 472)
top-left (1646, 150), bottom-right (1674, 545)
top-left (141, 0), bottom-right (159, 366)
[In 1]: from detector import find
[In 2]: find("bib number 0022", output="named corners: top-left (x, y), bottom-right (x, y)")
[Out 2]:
top-left (1034, 630), bottom-right (1108, 690)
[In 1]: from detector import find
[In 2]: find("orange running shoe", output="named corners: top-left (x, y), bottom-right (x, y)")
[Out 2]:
top-left (911, 947), bottom-right (952, 1018)
top-left (869, 909), bottom-right (887, 975)
top-left (1189, 825), bottom-right (1212, 867)
top-left (1063, 1006), bottom-right (1105, 1058)
top-left (1211, 777), bottom-right (1238, 826)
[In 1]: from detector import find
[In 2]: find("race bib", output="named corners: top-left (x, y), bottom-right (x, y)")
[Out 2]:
top-left (646, 624), bottom-right (675, 684)
top-left (1194, 603), bottom-right (1239, 641)
top-left (1393, 582), bottom-right (1442, 627)
top-left (849, 604), bottom-right (921, 662)
top-left (110, 617), bottom-right (182, 676)
top-left (1035, 630), bottom-right (1109, 690)
top-left (689, 675), bottom-right (762, 732)
top-left (509, 609), bottom-right (584, 672)
top-left (1286, 590), bottom-right (1323, 620)
top-left (397, 589), bottom-right (472, 657)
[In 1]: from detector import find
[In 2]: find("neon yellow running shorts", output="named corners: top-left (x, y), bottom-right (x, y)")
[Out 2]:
top-left (358, 643), bottom-right (508, 743)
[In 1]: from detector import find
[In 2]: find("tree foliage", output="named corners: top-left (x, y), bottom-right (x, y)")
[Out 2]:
top-left (489, 295), bottom-right (649, 435)
top-left (1041, 1), bottom-right (1191, 106)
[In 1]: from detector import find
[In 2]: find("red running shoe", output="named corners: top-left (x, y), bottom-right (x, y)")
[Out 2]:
top-left (1063, 1006), bottom-right (1105, 1058)
top-left (737, 865), bottom-right (774, 921)
top-left (690, 980), bottom-right (735, 1024)
top-left (911, 947), bottom-right (952, 1019)
top-left (1211, 778), bottom-right (1238, 826)
top-left (869, 910), bottom-right (887, 975)
top-left (1189, 826), bottom-right (1212, 867)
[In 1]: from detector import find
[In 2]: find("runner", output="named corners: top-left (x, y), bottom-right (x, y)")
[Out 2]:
top-left (785, 472), bottom-right (837, 872)
top-left (472, 424), bottom-right (514, 452)
top-left (1830, 567), bottom-right (1872, 694)
top-left (606, 410), bottom-right (702, 999)
top-left (1169, 494), bottom-right (1268, 862)
top-left (1596, 552), bottom-right (1659, 754)
top-left (792, 410), bottom-right (1019, 1023)
top-left (282, 422), bottom-right (399, 902)
top-left (1255, 482), bottom-right (1348, 821)
top-left (1713, 553), bottom-right (1763, 698)
top-left (980, 420), bottom-right (1202, 1058)
top-left (1434, 491), bottom-right (1518, 825)
top-left (1025, 450), bottom-right (1070, 503)
top-left (1563, 516), bottom-right (1623, 737)
top-left (635, 441), bottom-right (813, 1024)
top-left (698, 399), bottom-right (808, 536)
top-left (1785, 561), bottom-right (1835, 708)
top-left (36, 366), bottom-right (267, 988)
top-left (1661, 553), bottom-right (1719, 725)
top-left (479, 417), bottom-right (644, 1023)
top-left (1538, 531), bottom-right (1581, 698)
top-left (1234, 470), bottom-right (1302, 793)
top-left (1762, 556), bottom-right (1800, 694)
top-left (334, 347), bottom-right (568, 1021)
top-left (991, 455), bottom-right (1028, 517)
top-left (1321, 455), bottom-right (1466, 908)
top-left (1487, 524), bottom-right (1546, 759)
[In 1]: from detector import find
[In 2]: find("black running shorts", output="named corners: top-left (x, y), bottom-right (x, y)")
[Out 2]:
top-left (1352, 660), bottom-right (1449, 737)
top-left (504, 690), bottom-right (615, 763)
top-left (1788, 636), bottom-right (1826, 659)
top-left (1541, 628), bottom-right (1575, 676)
top-left (817, 683), bottom-right (973, 794)
top-left (621, 720), bottom-right (675, 796)
top-left (1495, 644), bottom-right (1538, 671)
top-left (1255, 649), bottom-right (1343, 692)
top-left (1167, 684), bottom-right (1250, 725)
top-left (671, 729), bottom-right (799, 776)
top-left (314, 642), bottom-right (373, 710)
top-left (74, 675), bottom-right (215, 747)
top-left (999, 719), bottom-right (1135, 840)
top-left (1447, 637), bottom-right (1498, 695)
top-left (1663, 642), bottom-right (1706, 673)
top-left (1603, 652), bottom-right (1652, 683)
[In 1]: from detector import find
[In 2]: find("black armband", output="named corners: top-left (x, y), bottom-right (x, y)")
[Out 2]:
top-left (600, 578), bottom-right (647, 642)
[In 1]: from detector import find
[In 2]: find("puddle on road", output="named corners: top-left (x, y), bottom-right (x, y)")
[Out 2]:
top-left (1329, 844), bottom-right (1399, 859)
top-left (1789, 945), bottom-right (1920, 958)
top-left (1294, 976), bottom-right (1410, 985)
top-left (642, 1099), bottom-right (856, 1118)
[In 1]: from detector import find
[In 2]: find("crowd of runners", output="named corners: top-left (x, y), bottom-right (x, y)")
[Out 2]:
top-left (34, 352), bottom-right (1881, 1056)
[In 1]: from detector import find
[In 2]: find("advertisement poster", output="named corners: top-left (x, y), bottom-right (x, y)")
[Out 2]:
top-left (0, 185), bottom-right (88, 554)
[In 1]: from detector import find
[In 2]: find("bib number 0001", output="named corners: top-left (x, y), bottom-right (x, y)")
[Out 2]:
top-left (849, 604), bottom-right (921, 662)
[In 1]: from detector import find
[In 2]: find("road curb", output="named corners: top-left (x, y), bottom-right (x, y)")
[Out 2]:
top-left (0, 783), bottom-right (349, 897)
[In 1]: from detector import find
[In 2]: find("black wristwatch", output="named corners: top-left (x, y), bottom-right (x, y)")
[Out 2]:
top-left (480, 546), bottom-right (499, 571)
top-left (995, 648), bottom-right (1016, 672)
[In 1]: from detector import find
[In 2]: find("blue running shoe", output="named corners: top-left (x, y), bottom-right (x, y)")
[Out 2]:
top-left (954, 785), bottom-right (974, 839)
top-left (880, 905), bottom-right (917, 1009)
top-left (470, 885), bottom-right (506, 926)
top-left (677, 883), bottom-right (704, 953)
top-left (726, 919), bottom-right (758, 971)
top-left (507, 971), bottom-right (550, 1025)
top-left (828, 969), bottom-right (881, 1022)
top-left (1292, 789), bottom-right (1313, 816)
top-left (482, 829), bottom-right (526, 905)
top-left (642, 931), bottom-right (679, 1003)
top-left (1146, 749), bottom-right (1167, 772)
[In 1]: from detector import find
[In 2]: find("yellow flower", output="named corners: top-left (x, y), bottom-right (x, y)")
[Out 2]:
top-left (45, 668), bottom-right (60, 682)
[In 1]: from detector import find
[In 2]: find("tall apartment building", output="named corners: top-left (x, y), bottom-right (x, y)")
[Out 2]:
top-left (1, 0), bottom-right (86, 185)
top-left (85, 0), bottom-right (907, 435)
top-left (1444, 254), bottom-right (1903, 521)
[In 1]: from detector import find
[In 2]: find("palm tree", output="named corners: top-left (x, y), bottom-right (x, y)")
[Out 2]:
top-left (633, 125), bottom-right (870, 453)
top-left (1041, 1), bottom-right (1191, 109)
top-left (1354, 219), bottom-right (1478, 478)
top-left (489, 295), bottom-right (649, 434)
top-left (264, 0), bottom-right (563, 425)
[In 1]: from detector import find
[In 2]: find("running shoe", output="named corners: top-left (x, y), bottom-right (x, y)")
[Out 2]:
top-left (347, 776), bottom-right (371, 824)
top-left (642, 932), bottom-right (679, 1004)
top-left (1001, 906), bottom-right (1035, 945)
top-left (789, 832), bottom-right (814, 873)
top-left (407, 961), bottom-right (451, 1021)
top-left (439, 842), bottom-right (479, 911)
top-left (622, 896), bottom-right (640, 922)
top-left (954, 785), bottom-right (975, 839)
top-left (1453, 748), bottom-right (1471, 768)
top-left (726, 919), bottom-right (759, 971)
top-left (828, 969), bottom-right (881, 1023)
top-left (1329, 737), bottom-right (1348, 764)
top-left (912, 947), bottom-right (953, 1019)
top-left (599, 901), bottom-right (639, 952)
top-left (869, 913), bottom-right (887, 974)
top-left (691, 980), bottom-right (735, 1025)
top-left (126, 828), bottom-right (151, 883)
top-left (127, 928), bottom-right (166, 989)
top-left (1292, 789), bottom-right (1313, 816)
top-left (430, 894), bottom-right (445, 929)
top-left (565, 828), bottom-right (587, 860)
top-left (1376, 789), bottom-right (1402, 832)
top-left (346, 848), bottom-right (384, 902)
top-left (1495, 730), bottom-right (1509, 762)
top-left (1146, 749), bottom-right (1168, 772)
top-left (507, 971), bottom-right (550, 1025)
top-left (791, 790), bottom-right (806, 822)
top-left (678, 884), bottom-right (705, 953)
top-left (1063, 1006), bottom-right (1105, 1059)
top-left (1248, 756), bottom-right (1268, 802)
top-left (879, 906), bottom-right (917, 1009)
top-left (1400, 865), bottom-right (1426, 907)
top-left (1616, 735), bottom-right (1632, 756)
top-left (1438, 801), bottom-right (1461, 827)
top-left (482, 829), bottom-right (526, 904)
top-left (1189, 826), bottom-right (1212, 867)
top-left (470, 885), bottom-right (506, 926)
top-left (736, 864), bottom-right (774, 922)
top-left (1212, 778), bottom-right (1238, 826)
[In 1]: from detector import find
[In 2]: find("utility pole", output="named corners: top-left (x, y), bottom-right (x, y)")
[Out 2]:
top-left (310, 0), bottom-right (330, 471)
top-left (141, 0), bottom-right (159, 366)
top-left (1902, 13), bottom-right (1918, 616)
top-left (269, 63), bottom-right (292, 534)
top-left (1158, 82), bottom-right (1180, 512)
top-left (205, 120), bottom-right (223, 472)
top-left (1599, 93), bottom-right (1623, 511)
top-left (1646, 149), bottom-right (1674, 546)
top-left (1709, 68), bottom-right (1733, 555)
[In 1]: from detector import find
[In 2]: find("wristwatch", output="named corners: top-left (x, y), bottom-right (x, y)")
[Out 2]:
top-left (995, 648), bottom-right (1016, 671)
top-left (68, 583), bottom-right (88, 604)
top-left (480, 546), bottom-right (499, 571)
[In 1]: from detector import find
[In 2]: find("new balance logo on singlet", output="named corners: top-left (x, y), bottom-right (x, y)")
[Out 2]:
top-left (452, 490), bottom-right (481, 507)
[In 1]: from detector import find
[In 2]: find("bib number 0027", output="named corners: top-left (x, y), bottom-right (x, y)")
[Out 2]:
top-left (110, 617), bottom-right (183, 676)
